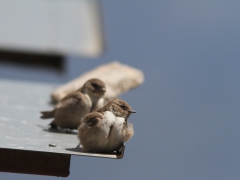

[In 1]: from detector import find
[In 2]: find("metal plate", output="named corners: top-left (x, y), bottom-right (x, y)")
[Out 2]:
top-left (0, 78), bottom-right (123, 159)
top-left (0, 0), bottom-right (104, 57)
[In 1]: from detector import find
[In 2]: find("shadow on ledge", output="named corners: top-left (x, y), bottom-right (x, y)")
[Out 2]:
top-left (66, 144), bottom-right (125, 159)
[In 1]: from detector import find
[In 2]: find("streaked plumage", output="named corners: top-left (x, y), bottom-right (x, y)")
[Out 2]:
top-left (40, 78), bottom-right (106, 129)
top-left (78, 99), bottom-right (135, 153)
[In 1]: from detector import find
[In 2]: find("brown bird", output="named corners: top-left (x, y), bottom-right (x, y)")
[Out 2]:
top-left (78, 99), bottom-right (136, 153)
top-left (79, 78), bottom-right (106, 111)
top-left (40, 78), bottom-right (106, 129)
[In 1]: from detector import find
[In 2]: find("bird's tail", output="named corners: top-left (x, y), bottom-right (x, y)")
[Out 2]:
top-left (40, 110), bottom-right (55, 119)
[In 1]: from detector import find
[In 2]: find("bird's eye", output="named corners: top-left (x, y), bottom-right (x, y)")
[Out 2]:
top-left (91, 83), bottom-right (98, 88)
top-left (120, 105), bottom-right (126, 109)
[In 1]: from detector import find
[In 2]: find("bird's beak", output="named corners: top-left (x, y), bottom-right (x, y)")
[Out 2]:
top-left (126, 110), bottom-right (136, 122)
top-left (129, 110), bottom-right (136, 113)
top-left (100, 88), bottom-right (106, 92)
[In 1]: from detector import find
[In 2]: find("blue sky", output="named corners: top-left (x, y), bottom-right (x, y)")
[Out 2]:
top-left (1, 1), bottom-right (240, 179)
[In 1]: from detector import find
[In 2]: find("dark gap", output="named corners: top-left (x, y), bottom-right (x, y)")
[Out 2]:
top-left (0, 148), bottom-right (70, 177)
top-left (0, 49), bottom-right (65, 72)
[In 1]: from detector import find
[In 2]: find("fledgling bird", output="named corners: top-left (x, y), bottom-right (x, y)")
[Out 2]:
top-left (40, 78), bottom-right (106, 129)
top-left (41, 91), bottom-right (92, 129)
top-left (79, 78), bottom-right (106, 111)
top-left (78, 99), bottom-right (136, 153)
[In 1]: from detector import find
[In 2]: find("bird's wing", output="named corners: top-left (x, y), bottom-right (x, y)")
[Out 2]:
top-left (56, 92), bottom-right (85, 109)
top-left (85, 116), bottom-right (100, 127)
top-left (79, 112), bottom-right (104, 139)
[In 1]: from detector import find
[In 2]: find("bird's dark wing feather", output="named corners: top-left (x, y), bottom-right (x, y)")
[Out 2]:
top-left (85, 117), bottom-right (99, 127)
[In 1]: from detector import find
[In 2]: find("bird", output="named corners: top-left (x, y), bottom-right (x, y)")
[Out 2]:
top-left (40, 91), bottom-right (92, 130)
top-left (78, 99), bottom-right (136, 153)
top-left (40, 78), bottom-right (106, 130)
top-left (78, 78), bottom-right (106, 111)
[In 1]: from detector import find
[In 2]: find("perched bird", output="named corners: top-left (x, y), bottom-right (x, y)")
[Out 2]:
top-left (40, 78), bottom-right (106, 129)
top-left (41, 92), bottom-right (92, 129)
top-left (78, 99), bottom-right (136, 153)
top-left (79, 78), bottom-right (106, 111)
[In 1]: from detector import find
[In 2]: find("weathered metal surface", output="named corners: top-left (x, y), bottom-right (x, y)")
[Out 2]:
top-left (0, 78), bottom-right (123, 175)
top-left (0, 0), bottom-right (104, 57)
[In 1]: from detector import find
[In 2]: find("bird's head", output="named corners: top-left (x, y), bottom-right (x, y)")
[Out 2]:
top-left (82, 78), bottom-right (106, 98)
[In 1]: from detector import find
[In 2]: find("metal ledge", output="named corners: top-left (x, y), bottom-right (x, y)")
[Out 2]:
top-left (0, 79), bottom-right (124, 176)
